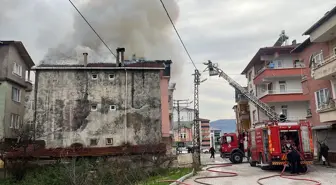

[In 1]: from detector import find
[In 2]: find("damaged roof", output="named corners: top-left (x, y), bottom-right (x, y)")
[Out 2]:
top-left (241, 45), bottom-right (298, 74)
top-left (0, 40), bottom-right (35, 67)
top-left (34, 60), bottom-right (171, 70)
top-left (303, 6), bottom-right (336, 35)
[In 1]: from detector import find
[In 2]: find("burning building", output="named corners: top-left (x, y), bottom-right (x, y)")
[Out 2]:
top-left (32, 48), bottom-right (173, 148)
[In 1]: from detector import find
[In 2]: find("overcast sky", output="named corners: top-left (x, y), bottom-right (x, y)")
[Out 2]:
top-left (1, 0), bottom-right (335, 122)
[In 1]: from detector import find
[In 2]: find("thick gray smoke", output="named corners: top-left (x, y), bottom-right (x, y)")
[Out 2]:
top-left (42, 0), bottom-right (184, 77)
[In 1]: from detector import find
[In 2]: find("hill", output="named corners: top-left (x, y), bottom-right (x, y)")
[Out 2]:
top-left (210, 119), bottom-right (236, 133)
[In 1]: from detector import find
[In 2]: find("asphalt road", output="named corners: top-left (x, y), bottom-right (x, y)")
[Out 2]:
top-left (184, 153), bottom-right (336, 185)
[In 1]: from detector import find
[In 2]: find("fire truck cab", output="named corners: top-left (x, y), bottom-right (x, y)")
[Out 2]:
top-left (248, 120), bottom-right (314, 171)
top-left (219, 132), bottom-right (248, 163)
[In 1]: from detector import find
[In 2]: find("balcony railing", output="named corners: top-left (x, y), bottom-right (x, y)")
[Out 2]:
top-left (313, 54), bottom-right (336, 70)
top-left (258, 89), bottom-right (303, 98)
top-left (318, 99), bottom-right (336, 112)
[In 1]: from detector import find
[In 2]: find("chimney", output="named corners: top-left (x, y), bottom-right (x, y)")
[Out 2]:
top-left (83, 52), bottom-right (88, 66)
top-left (292, 40), bottom-right (297, 45)
top-left (116, 49), bottom-right (120, 66)
top-left (116, 47), bottom-right (126, 67)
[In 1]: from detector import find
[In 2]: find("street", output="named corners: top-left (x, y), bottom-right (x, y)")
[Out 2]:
top-left (183, 154), bottom-right (336, 185)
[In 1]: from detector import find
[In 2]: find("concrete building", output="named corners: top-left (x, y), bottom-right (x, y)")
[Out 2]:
top-left (210, 127), bottom-right (221, 150)
top-left (200, 118), bottom-right (211, 149)
top-left (233, 88), bottom-right (250, 133)
top-left (241, 44), bottom-right (309, 126)
top-left (32, 49), bottom-right (173, 148)
top-left (293, 6), bottom-right (336, 161)
top-left (0, 41), bottom-right (35, 141)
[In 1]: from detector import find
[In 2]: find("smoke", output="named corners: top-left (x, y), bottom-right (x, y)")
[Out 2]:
top-left (40, 0), bottom-right (184, 77)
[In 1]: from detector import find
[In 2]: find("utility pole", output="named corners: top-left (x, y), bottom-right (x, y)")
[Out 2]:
top-left (173, 100), bottom-right (191, 142)
top-left (192, 69), bottom-right (201, 167)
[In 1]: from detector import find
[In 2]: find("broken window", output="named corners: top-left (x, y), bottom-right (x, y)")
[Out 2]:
top-left (90, 139), bottom-right (98, 146)
top-left (91, 74), bottom-right (98, 80)
top-left (106, 138), bottom-right (113, 145)
top-left (108, 74), bottom-right (115, 80)
top-left (91, 104), bottom-right (97, 111)
top-left (110, 105), bottom-right (116, 111)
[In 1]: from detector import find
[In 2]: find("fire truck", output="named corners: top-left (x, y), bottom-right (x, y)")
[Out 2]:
top-left (203, 61), bottom-right (314, 172)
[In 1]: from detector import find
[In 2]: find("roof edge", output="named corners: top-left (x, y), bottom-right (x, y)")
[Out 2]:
top-left (303, 6), bottom-right (336, 35)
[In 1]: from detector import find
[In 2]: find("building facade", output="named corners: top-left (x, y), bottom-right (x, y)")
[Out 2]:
top-left (233, 88), bottom-right (250, 133)
top-left (210, 127), bottom-right (221, 150)
top-left (0, 41), bottom-right (34, 140)
top-left (32, 50), bottom-right (172, 148)
top-left (200, 118), bottom-right (211, 149)
top-left (296, 6), bottom-right (336, 160)
top-left (241, 44), bottom-right (309, 126)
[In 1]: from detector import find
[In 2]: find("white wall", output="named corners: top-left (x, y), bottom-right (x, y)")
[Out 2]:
top-left (247, 67), bottom-right (258, 126)
top-left (173, 108), bottom-right (194, 122)
top-left (257, 78), bottom-right (303, 95)
top-left (258, 102), bottom-right (309, 122)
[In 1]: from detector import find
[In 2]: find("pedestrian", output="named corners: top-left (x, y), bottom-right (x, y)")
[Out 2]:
top-left (320, 142), bottom-right (331, 166)
top-left (209, 146), bottom-right (215, 159)
top-left (287, 146), bottom-right (300, 174)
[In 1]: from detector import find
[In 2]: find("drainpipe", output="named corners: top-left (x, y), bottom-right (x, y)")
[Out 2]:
top-left (124, 69), bottom-right (128, 143)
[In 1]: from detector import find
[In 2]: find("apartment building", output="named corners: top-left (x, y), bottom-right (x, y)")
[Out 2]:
top-left (292, 6), bottom-right (336, 160)
top-left (241, 44), bottom-right (309, 126)
top-left (200, 118), bottom-right (211, 149)
top-left (233, 88), bottom-right (250, 133)
top-left (32, 49), bottom-right (173, 148)
top-left (0, 41), bottom-right (35, 141)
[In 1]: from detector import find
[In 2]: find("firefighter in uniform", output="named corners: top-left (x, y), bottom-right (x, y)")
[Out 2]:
top-left (320, 142), bottom-right (331, 166)
top-left (281, 134), bottom-right (294, 153)
top-left (287, 145), bottom-right (301, 174)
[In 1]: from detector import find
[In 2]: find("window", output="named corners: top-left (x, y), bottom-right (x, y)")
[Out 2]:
top-left (108, 74), bottom-right (115, 80)
top-left (250, 90), bottom-right (253, 95)
top-left (91, 74), bottom-right (98, 80)
top-left (110, 105), bottom-right (116, 111)
top-left (91, 104), bottom-right (97, 111)
top-left (248, 71), bottom-right (252, 81)
top-left (90, 139), bottom-right (98, 146)
top-left (12, 87), bottom-right (20, 102)
top-left (252, 110), bottom-right (256, 121)
top-left (13, 63), bottom-right (22, 77)
top-left (313, 51), bottom-right (323, 65)
top-left (106, 138), bottom-right (113, 145)
top-left (10, 114), bottom-right (20, 129)
top-left (180, 133), bottom-right (186, 139)
top-left (315, 88), bottom-right (330, 110)
top-left (281, 105), bottom-right (288, 117)
top-left (333, 47), bottom-right (336, 55)
top-left (279, 81), bottom-right (286, 93)
top-left (275, 60), bottom-right (283, 68)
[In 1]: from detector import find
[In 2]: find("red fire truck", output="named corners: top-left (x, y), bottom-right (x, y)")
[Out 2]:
top-left (219, 120), bottom-right (314, 171)
top-left (204, 61), bottom-right (314, 171)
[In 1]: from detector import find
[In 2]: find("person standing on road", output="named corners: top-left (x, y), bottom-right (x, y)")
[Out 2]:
top-left (320, 142), bottom-right (331, 166)
top-left (287, 146), bottom-right (300, 174)
top-left (209, 146), bottom-right (215, 159)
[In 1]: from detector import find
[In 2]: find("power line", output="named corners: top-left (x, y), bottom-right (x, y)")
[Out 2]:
top-left (159, 0), bottom-right (197, 70)
top-left (68, 0), bottom-right (116, 58)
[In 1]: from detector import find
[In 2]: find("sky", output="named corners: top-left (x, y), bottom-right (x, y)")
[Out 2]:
top-left (1, 0), bottom-right (335, 121)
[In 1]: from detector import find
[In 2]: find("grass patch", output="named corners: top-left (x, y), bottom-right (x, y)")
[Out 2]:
top-left (138, 168), bottom-right (192, 185)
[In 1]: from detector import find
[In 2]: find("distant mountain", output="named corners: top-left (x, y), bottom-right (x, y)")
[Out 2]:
top-left (210, 119), bottom-right (236, 133)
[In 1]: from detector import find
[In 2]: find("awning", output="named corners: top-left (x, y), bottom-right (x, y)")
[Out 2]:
top-left (312, 122), bottom-right (336, 130)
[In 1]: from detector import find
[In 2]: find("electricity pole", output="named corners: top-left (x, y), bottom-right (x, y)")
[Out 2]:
top-left (192, 69), bottom-right (206, 168)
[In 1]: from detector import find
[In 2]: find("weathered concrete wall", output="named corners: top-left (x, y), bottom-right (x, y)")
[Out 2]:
top-left (35, 69), bottom-right (162, 148)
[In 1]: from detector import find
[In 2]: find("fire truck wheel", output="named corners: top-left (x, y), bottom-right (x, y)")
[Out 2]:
top-left (231, 152), bottom-right (243, 164)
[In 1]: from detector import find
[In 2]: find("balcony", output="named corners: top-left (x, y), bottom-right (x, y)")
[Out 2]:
top-left (25, 80), bottom-right (33, 92)
top-left (258, 89), bottom-right (308, 103)
top-left (317, 99), bottom-right (336, 123)
top-left (312, 54), bottom-right (336, 80)
top-left (254, 67), bottom-right (304, 84)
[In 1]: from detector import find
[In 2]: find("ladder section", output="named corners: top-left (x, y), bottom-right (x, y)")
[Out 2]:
top-left (204, 60), bottom-right (278, 120)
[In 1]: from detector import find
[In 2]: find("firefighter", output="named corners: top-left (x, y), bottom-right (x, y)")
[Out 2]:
top-left (287, 145), bottom-right (301, 174)
top-left (209, 146), bottom-right (215, 159)
top-left (320, 142), bottom-right (331, 166)
top-left (281, 134), bottom-right (294, 153)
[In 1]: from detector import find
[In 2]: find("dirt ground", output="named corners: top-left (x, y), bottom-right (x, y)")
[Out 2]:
top-left (183, 154), bottom-right (336, 185)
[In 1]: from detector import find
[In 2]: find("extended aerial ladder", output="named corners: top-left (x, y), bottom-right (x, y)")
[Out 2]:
top-left (203, 60), bottom-right (280, 122)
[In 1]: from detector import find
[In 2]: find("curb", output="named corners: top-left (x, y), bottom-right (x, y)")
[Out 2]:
top-left (169, 168), bottom-right (195, 185)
